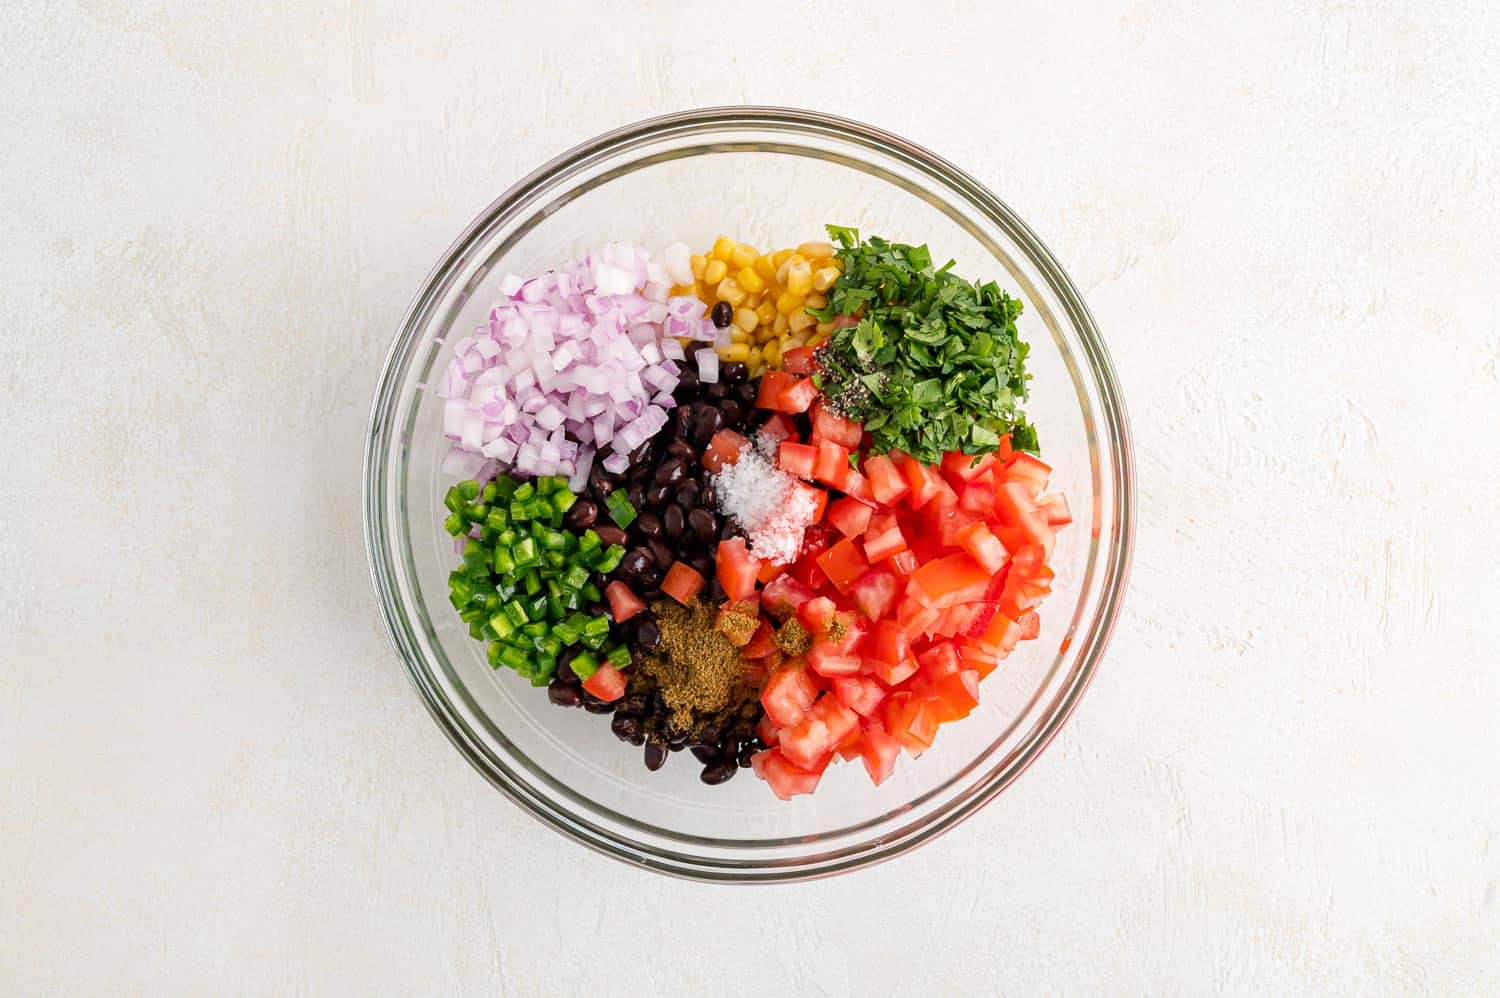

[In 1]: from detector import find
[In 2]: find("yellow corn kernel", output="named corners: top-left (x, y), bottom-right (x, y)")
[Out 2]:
top-left (815, 321), bottom-right (836, 336)
top-left (755, 301), bottom-right (776, 325)
top-left (786, 258), bottom-right (813, 296)
top-left (753, 254), bottom-right (777, 283)
top-left (690, 254), bottom-right (706, 280)
top-left (694, 280), bottom-right (713, 302)
top-left (812, 266), bottom-right (840, 292)
top-left (775, 291), bottom-right (805, 314)
top-left (797, 241), bottom-right (835, 261)
top-left (703, 259), bottom-right (728, 285)
top-left (772, 312), bottom-right (790, 336)
top-left (807, 328), bottom-right (830, 347)
top-left (755, 325), bottom-right (776, 344)
top-left (735, 266), bottom-right (766, 295)
top-left (784, 335), bottom-right (805, 352)
top-left (668, 283), bottom-right (691, 298)
top-left (732, 306), bottom-right (759, 333)
top-left (788, 308), bottom-right (816, 332)
top-left (762, 339), bottom-right (781, 368)
top-left (729, 327), bottom-right (751, 344)
top-left (772, 248), bottom-right (793, 268)
top-left (730, 244), bottom-right (759, 269)
top-left (711, 236), bottom-right (738, 261)
top-left (747, 346), bottom-right (762, 368)
top-left (805, 292), bottom-right (828, 310)
top-left (720, 342), bottom-right (750, 362)
top-left (716, 277), bottom-right (746, 306)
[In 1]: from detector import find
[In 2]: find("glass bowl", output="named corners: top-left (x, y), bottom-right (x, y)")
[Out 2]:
top-left (363, 107), bottom-right (1133, 882)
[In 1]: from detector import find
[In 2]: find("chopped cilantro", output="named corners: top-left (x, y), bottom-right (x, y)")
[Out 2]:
top-left (809, 226), bottom-right (1037, 462)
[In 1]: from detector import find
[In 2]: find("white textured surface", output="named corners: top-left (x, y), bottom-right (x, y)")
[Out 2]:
top-left (3, 1), bottom-right (1499, 994)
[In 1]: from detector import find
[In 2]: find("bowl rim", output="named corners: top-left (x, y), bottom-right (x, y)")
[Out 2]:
top-left (363, 105), bottom-right (1135, 882)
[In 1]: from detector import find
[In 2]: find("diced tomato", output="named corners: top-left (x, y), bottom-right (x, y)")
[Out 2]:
top-left (757, 559), bottom-right (787, 584)
top-left (863, 454), bottom-right (909, 505)
top-left (896, 598), bottom-right (942, 641)
top-left (834, 729), bottom-right (863, 762)
top-left (757, 715), bottom-right (781, 747)
top-left (859, 724), bottom-right (901, 785)
top-left (761, 573), bottom-right (816, 621)
top-left (808, 641), bottom-right (862, 678)
top-left (789, 481), bottom-right (828, 524)
top-left (833, 676), bottom-right (886, 719)
top-left (887, 695), bottom-right (939, 754)
top-left (759, 412), bottom-right (798, 444)
top-left (1007, 543), bottom-right (1046, 579)
top-left (780, 693), bottom-right (857, 770)
top-left (715, 537), bottom-right (760, 602)
top-left (894, 453), bottom-right (944, 509)
top-left (807, 693), bottom-right (860, 746)
top-left (796, 595), bottom-right (838, 633)
top-left (741, 620), bottom-right (777, 659)
top-left (754, 370), bottom-right (796, 411)
top-left (940, 450), bottom-right (996, 484)
top-left (758, 749), bottom-right (824, 800)
top-left (888, 549), bottom-right (918, 578)
top-left (993, 481), bottom-right (1039, 526)
top-left (933, 506), bottom-right (979, 548)
top-left (779, 375), bottom-right (819, 414)
top-left (841, 467), bottom-right (875, 505)
top-left (957, 479), bottom-right (995, 516)
top-left (809, 398), bottom-right (864, 448)
top-left (977, 612), bottom-right (1023, 655)
top-left (909, 552), bottom-right (992, 607)
top-left (604, 581), bottom-right (645, 622)
top-left (928, 669), bottom-right (980, 722)
top-left (782, 346), bottom-right (817, 375)
top-left (813, 439), bottom-right (851, 490)
top-left (1002, 452), bottom-right (1051, 496)
top-left (761, 663), bottom-right (819, 727)
top-left (661, 561), bottom-right (705, 604)
top-left (702, 429), bottom-right (749, 473)
top-left (849, 567), bottom-right (900, 622)
top-left (917, 641), bottom-right (962, 680)
top-left (869, 620), bottom-right (910, 670)
top-left (958, 639), bottom-right (1001, 679)
top-left (1038, 492), bottom-right (1073, 527)
top-left (820, 611), bottom-right (866, 654)
top-left (827, 496), bottom-right (873, 538)
top-left (581, 662), bottom-right (626, 703)
top-left (1001, 573), bottom-right (1051, 611)
top-left (778, 441), bottom-right (817, 479)
top-left (955, 521), bottom-right (1009, 574)
top-left (865, 653), bottom-right (918, 686)
top-left (861, 512), bottom-right (908, 563)
top-left (814, 537), bottom-right (868, 594)
top-left (1018, 610), bottom-right (1041, 640)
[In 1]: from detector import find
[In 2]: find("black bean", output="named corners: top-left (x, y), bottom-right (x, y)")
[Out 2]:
top-left (611, 713), bottom-right (642, 743)
top-left (673, 481), bottom-right (700, 508)
top-left (645, 481), bottom-right (670, 507)
top-left (737, 742), bottom-right (759, 767)
top-left (588, 465), bottom-right (617, 495)
top-left (719, 398), bottom-right (745, 427)
top-left (654, 458), bottom-right (685, 486)
top-left (594, 525), bottom-right (628, 548)
top-left (628, 439), bottom-right (657, 468)
top-left (555, 652), bottom-right (582, 685)
top-left (718, 517), bottom-right (740, 541)
top-left (711, 301), bottom-right (733, 328)
top-left (697, 724), bottom-right (723, 747)
top-left (707, 578), bottom-right (725, 603)
top-left (663, 504), bottom-right (685, 538)
top-left (691, 406), bottom-right (724, 447)
top-left (721, 361), bottom-right (748, 383)
top-left (638, 585), bottom-right (662, 602)
top-left (617, 694), bottom-right (649, 717)
top-left (562, 499), bottom-right (598, 530)
top-left (635, 617), bottom-right (661, 650)
top-left (634, 511), bottom-right (663, 540)
top-left (701, 761), bottom-right (738, 785)
top-left (699, 481), bottom-right (716, 508)
top-left (704, 382), bottom-right (729, 402)
top-left (626, 482), bottom-right (646, 508)
top-left (688, 508), bottom-right (718, 542)
top-left (547, 680), bottom-right (583, 708)
top-left (677, 368), bottom-right (700, 395)
top-left (623, 546), bottom-right (654, 574)
top-left (644, 741), bottom-right (669, 771)
top-left (686, 553), bottom-right (714, 579)
top-left (735, 379), bottom-right (758, 404)
top-left (582, 695), bottom-right (616, 714)
top-left (690, 745), bottom-right (720, 764)
top-left (648, 539), bottom-right (674, 568)
top-left (667, 436), bottom-right (695, 461)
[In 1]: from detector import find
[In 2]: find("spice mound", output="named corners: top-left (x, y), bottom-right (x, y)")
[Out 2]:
top-left (639, 598), bottom-right (753, 733)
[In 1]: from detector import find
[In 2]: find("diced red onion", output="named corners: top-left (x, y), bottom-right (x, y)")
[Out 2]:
top-left (602, 450), bottom-right (630, 474)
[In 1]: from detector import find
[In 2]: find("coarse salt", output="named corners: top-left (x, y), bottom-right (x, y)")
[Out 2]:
top-left (711, 429), bottom-right (817, 564)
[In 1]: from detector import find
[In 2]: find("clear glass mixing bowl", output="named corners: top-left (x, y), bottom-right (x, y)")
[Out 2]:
top-left (363, 107), bottom-right (1134, 882)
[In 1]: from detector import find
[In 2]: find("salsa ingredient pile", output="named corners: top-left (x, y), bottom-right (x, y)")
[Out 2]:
top-left (436, 228), bottom-right (1070, 799)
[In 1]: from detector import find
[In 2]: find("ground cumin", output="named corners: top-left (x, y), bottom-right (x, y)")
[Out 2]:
top-left (640, 598), bottom-right (754, 732)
